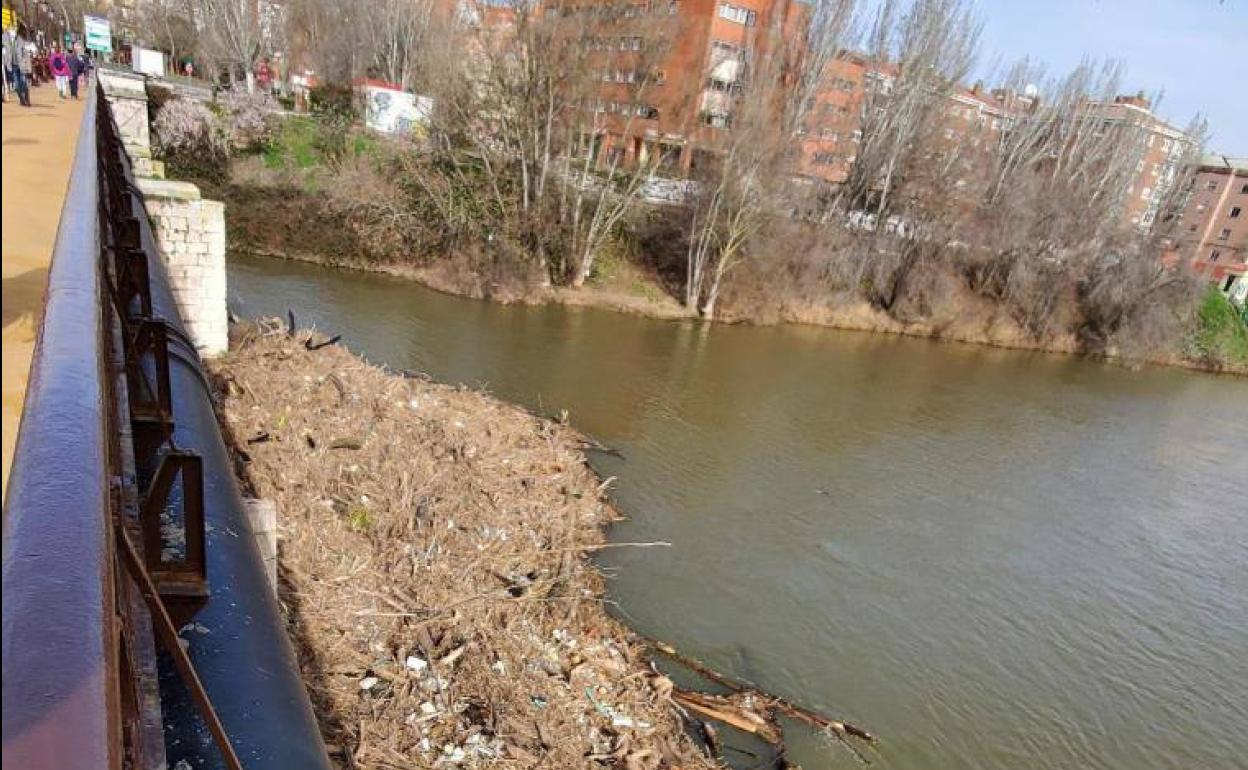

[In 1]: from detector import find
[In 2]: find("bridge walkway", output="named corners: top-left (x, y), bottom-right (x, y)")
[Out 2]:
top-left (2, 82), bottom-right (86, 496)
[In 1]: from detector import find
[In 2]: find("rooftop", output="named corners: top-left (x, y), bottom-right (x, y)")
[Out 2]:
top-left (1199, 153), bottom-right (1248, 173)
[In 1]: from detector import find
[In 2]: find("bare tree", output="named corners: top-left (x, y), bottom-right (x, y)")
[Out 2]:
top-left (189, 0), bottom-right (264, 90)
top-left (359, 0), bottom-right (434, 90)
top-left (839, 0), bottom-right (980, 217)
top-left (127, 0), bottom-right (198, 68)
top-left (685, 0), bottom-right (857, 318)
top-left (407, 0), bottom-right (680, 286)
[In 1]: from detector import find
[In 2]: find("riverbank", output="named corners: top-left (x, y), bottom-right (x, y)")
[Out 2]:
top-left (210, 325), bottom-right (724, 768)
top-left (229, 241), bottom-right (1247, 377)
top-left (203, 142), bottom-right (1247, 376)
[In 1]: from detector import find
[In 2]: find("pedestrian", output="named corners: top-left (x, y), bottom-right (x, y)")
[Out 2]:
top-left (49, 44), bottom-right (71, 99)
top-left (67, 49), bottom-right (85, 98)
top-left (13, 29), bottom-right (32, 107)
top-left (2, 31), bottom-right (13, 103)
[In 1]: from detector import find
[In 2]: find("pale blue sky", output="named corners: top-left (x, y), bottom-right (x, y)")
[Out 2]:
top-left (971, 0), bottom-right (1247, 155)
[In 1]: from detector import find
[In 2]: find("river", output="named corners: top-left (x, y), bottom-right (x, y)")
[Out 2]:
top-left (228, 254), bottom-right (1248, 770)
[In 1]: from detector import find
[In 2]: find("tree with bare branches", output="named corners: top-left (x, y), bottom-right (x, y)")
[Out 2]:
top-left (684, 0), bottom-right (857, 318)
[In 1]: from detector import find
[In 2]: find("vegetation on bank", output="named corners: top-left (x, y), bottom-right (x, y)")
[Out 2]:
top-left (1189, 287), bottom-right (1248, 366)
top-left (147, 65), bottom-right (1244, 372)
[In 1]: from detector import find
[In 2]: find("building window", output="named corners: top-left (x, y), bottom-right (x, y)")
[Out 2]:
top-left (1209, 250), bottom-right (1221, 262)
top-left (1206, 180), bottom-right (1218, 191)
top-left (1241, 183), bottom-right (1248, 194)
top-left (812, 152), bottom-right (837, 165)
top-left (636, 104), bottom-right (659, 119)
top-left (1218, 228), bottom-right (1232, 240)
top-left (1140, 187), bottom-right (1151, 200)
top-left (717, 3), bottom-right (756, 25)
top-left (1232, 207), bottom-right (1242, 219)
top-left (851, 129), bottom-right (862, 142)
top-left (710, 40), bottom-right (746, 60)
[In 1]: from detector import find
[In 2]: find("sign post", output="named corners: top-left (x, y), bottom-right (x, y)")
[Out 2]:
top-left (84, 14), bottom-right (111, 53)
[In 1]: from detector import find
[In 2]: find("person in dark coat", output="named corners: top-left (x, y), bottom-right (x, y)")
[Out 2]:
top-left (68, 50), bottom-right (87, 98)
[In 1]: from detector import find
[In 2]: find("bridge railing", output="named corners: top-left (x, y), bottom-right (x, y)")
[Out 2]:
top-left (4, 81), bottom-right (331, 770)
top-left (2, 83), bottom-right (120, 770)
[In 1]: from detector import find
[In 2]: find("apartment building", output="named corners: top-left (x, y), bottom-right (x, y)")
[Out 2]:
top-left (797, 54), bottom-right (870, 183)
top-left (568, 0), bottom-right (806, 173)
top-left (1176, 154), bottom-right (1247, 291)
top-left (1102, 94), bottom-right (1190, 230)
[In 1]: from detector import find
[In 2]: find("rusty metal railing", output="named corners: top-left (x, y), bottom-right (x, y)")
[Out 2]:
top-left (2, 80), bottom-right (240, 770)
top-left (4, 79), bottom-right (332, 770)
top-left (2, 83), bottom-right (121, 770)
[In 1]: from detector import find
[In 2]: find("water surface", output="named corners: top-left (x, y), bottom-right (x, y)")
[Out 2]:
top-left (229, 254), bottom-right (1248, 770)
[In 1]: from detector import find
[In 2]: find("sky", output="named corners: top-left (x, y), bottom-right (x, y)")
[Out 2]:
top-left (971, 0), bottom-right (1248, 155)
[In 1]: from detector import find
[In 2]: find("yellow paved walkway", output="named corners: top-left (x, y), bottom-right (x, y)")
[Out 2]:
top-left (2, 84), bottom-right (86, 498)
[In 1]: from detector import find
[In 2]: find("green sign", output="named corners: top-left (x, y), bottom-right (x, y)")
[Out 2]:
top-left (84, 14), bottom-right (110, 53)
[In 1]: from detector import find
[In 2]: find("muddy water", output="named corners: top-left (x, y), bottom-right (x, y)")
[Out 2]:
top-left (228, 254), bottom-right (1248, 770)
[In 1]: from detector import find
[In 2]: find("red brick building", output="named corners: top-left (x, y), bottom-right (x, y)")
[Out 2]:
top-left (1176, 154), bottom-right (1248, 291)
top-left (571, 0), bottom-right (808, 172)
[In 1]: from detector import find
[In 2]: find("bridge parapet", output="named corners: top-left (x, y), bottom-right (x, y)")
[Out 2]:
top-left (3, 83), bottom-right (330, 770)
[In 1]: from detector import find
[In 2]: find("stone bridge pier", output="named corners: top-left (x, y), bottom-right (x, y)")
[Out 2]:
top-left (99, 69), bottom-right (228, 357)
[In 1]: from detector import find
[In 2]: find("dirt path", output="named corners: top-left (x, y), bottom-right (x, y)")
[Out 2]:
top-left (2, 83), bottom-right (86, 498)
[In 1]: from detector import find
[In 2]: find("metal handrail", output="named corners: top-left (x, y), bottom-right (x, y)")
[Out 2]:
top-left (5, 78), bottom-right (334, 770)
top-left (1, 88), bottom-right (120, 770)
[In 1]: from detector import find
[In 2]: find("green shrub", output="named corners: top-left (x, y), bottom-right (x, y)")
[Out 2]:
top-left (308, 83), bottom-right (355, 122)
top-left (263, 116), bottom-right (321, 169)
top-left (1189, 286), bottom-right (1248, 365)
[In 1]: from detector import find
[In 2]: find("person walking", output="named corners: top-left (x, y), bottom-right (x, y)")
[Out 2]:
top-left (49, 45), bottom-right (71, 99)
top-left (2, 32), bottom-right (12, 104)
top-left (13, 29), bottom-right (32, 107)
top-left (67, 49), bottom-right (85, 98)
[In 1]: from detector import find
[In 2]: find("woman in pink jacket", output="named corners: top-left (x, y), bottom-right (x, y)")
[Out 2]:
top-left (48, 45), bottom-right (71, 99)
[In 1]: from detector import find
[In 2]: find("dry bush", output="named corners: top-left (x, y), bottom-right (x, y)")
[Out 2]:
top-left (322, 156), bottom-right (429, 265)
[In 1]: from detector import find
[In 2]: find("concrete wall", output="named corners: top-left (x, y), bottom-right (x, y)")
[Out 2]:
top-left (98, 68), bottom-right (229, 357)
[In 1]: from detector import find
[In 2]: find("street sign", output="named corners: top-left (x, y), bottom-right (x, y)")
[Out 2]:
top-left (84, 14), bottom-right (111, 53)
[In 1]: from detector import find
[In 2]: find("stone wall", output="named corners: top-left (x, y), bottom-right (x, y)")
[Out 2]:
top-left (98, 68), bottom-right (228, 357)
top-left (136, 179), bottom-right (229, 357)
top-left (98, 70), bottom-right (155, 177)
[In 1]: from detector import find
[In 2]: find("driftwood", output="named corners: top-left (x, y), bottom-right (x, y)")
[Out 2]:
top-left (672, 689), bottom-right (781, 745)
top-left (699, 720), bottom-right (721, 759)
top-left (650, 637), bottom-right (875, 766)
top-left (653, 640), bottom-right (873, 742)
top-left (306, 334), bottom-right (343, 351)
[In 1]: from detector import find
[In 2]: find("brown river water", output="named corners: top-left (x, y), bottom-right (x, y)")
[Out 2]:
top-left (229, 254), bottom-right (1248, 770)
